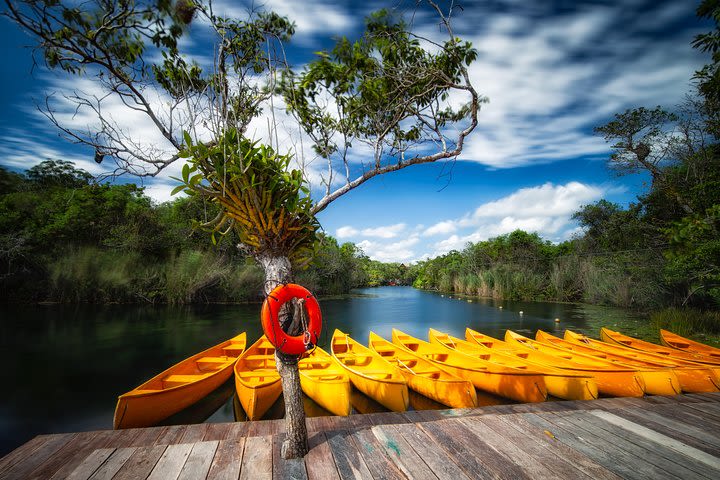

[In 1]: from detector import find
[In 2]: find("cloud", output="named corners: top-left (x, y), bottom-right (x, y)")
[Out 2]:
top-left (357, 236), bottom-right (419, 263)
top-left (424, 220), bottom-right (457, 237)
top-left (212, 0), bottom-right (355, 43)
top-left (466, 181), bottom-right (604, 221)
top-left (336, 226), bottom-right (359, 238)
top-left (361, 223), bottom-right (406, 239)
top-left (448, 1), bottom-right (705, 169)
top-left (429, 181), bottom-right (606, 256)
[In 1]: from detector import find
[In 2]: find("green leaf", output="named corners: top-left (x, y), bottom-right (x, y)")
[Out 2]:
top-left (170, 184), bottom-right (186, 196)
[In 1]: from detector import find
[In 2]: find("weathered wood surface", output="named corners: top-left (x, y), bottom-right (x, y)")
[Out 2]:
top-left (2, 393), bottom-right (720, 479)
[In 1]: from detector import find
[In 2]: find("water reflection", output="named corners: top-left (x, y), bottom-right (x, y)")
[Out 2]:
top-left (0, 286), bottom-right (642, 456)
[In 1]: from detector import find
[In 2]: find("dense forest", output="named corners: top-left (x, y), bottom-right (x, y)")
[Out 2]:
top-left (0, 160), bottom-right (419, 302)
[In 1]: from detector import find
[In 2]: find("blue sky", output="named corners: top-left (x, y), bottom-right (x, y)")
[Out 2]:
top-left (0, 0), bottom-right (709, 262)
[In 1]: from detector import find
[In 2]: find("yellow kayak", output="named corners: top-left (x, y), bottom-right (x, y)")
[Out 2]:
top-left (535, 330), bottom-right (681, 396)
top-left (331, 329), bottom-right (409, 412)
top-left (234, 335), bottom-right (282, 420)
top-left (368, 332), bottom-right (477, 409)
top-left (601, 327), bottom-right (720, 367)
top-left (505, 330), bottom-right (646, 397)
top-left (114, 332), bottom-right (246, 429)
top-left (567, 330), bottom-right (720, 393)
top-left (392, 329), bottom-right (547, 403)
top-left (298, 347), bottom-right (351, 416)
top-left (659, 329), bottom-right (720, 360)
top-left (439, 328), bottom-right (598, 401)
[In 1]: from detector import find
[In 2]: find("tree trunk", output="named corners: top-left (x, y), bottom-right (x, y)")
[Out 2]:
top-left (256, 253), bottom-right (309, 459)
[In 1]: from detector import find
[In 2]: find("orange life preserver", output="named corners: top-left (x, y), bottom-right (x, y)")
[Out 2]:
top-left (261, 283), bottom-right (322, 355)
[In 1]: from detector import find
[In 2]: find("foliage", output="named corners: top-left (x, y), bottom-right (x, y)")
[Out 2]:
top-left (651, 307), bottom-right (720, 337)
top-left (0, 163), bottom-right (359, 303)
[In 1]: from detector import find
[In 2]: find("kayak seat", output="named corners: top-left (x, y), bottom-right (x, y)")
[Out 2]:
top-left (340, 356), bottom-right (372, 366)
top-left (223, 345), bottom-right (245, 355)
top-left (237, 371), bottom-right (279, 378)
top-left (196, 356), bottom-right (231, 371)
top-left (372, 346), bottom-right (395, 354)
top-left (163, 373), bottom-right (213, 388)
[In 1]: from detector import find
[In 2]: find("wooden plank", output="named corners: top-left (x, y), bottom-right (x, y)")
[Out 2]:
top-left (521, 412), bottom-right (658, 480)
top-left (29, 432), bottom-right (99, 479)
top-left (177, 441), bottom-right (219, 480)
top-left (0, 435), bottom-right (53, 473)
top-left (154, 425), bottom-right (188, 445)
top-left (239, 435), bottom-right (272, 480)
top-left (223, 422), bottom-right (248, 441)
top-left (349, 428), bottom-right (405, 480)
top-left (305, 432), bottom-right (340, 480)
top-left (684, 401), bottom-right (720, 420)
top-left (147, 443), bottom-right (193, 480)
top-left (47, 430), bottom-right (120, 480)
top-left (65, 448), bottom-right (115, 480)
top-left (552, 410), bottom-right (704, 479)
top-left (491, 414), bottom-right (621, 480)
top-left (420, 419), bottom-right (531, 480)
top-left (87, 447), bottom-right (137, 480)
top-left (0, 433), bottom-right (77, 479)
top-left (392, 423), bottom-right (470, 480)
top-left (204, 423), bottom-right (234, 441)
top-left (272, 435), bottom-right (308, 480)
top-left (613, 407), bottom-right (720, 456)
top-left (206, 439), bottom-right (244, 480)
top-left (462, 416), bottom-right (584, 480)
top-left (112, 445), bottom-right (168, 480)
top-left (371, 425), bottom-right (438, 480)
top-left (246, 420), bottom-right (275, 437)
top-left (128, 426), bottom-right (165, 447)
top-left (653, 404), bottom-right (720, 429)
top-left (561, 411), bottom-right (718, 479)
top-left (108, 429), bottom-right (144, 448)
top-left (590, 410), bottom-right (720, 471)
top-left (179, 424), bottom-right (209, 444)
top-left (325, 431), bottom-right (373, 480)
top-left (620, 407), bottom-right (720, 449)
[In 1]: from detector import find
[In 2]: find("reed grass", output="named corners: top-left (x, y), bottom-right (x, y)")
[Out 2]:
top-left (651, 307), bottom-right (720, 337)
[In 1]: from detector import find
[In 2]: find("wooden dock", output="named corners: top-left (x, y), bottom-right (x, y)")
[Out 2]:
top-left (2, 393), bottom-right (720, 479)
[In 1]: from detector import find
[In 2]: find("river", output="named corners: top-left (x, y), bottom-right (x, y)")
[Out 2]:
top-left (0, 286), bottom-right (646, 456)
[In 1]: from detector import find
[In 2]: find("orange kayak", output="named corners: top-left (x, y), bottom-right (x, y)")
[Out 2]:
top-left (535, 330), bottom-right (680, 395)
top-left (601, 327), bottom-right (720, 366)
top-left (114, 332), bottom-right (246, 429)
top-left (566, 330), bottom-right (720, 393)
top-left (234, 336), bottom-right (282, 420)
top-left (505, 330), bottom-right (645, 397)
top-left (435, 328), bottom-right (598, 401)
top-left (392, 329), bottom-right (547, 403)
top-left (659, 329), bottom-right (720, 360)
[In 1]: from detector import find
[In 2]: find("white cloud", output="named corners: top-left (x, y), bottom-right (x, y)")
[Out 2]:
top-left (361, 223), bottom-right (407, 239)
top-left (212, 0), bottom-right (355, 42)
top-left (336, 226), bottom-right (359, 238)
top-left (424, 220), bottom-right (457, 237)
top-left (466, 182), bottom-right (604, 221)
top-left (430, 181), bottom-right (606, 257)
top-left (356, 236), bottom-right (419, 263)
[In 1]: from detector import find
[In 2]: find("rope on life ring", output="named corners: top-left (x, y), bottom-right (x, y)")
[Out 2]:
top-left (261, 283), bottom-right (322, 355)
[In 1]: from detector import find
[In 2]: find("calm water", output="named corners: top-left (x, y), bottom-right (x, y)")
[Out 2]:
top-left (0, 286), bottom-right (644, 456)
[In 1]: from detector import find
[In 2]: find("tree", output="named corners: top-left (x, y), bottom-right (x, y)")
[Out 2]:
top-left (5, 0), bottom-right (481, 457)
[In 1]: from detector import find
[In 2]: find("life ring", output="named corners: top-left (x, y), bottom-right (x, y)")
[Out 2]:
top-left (261, 283), bottom-right (322, 355)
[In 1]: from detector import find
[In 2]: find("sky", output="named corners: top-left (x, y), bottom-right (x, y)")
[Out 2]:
top-left (0, 0), bottom-right (711, 263)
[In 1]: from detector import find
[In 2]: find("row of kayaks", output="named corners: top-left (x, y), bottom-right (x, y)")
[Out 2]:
top-left (113, 327), bottom-right (720, 429)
